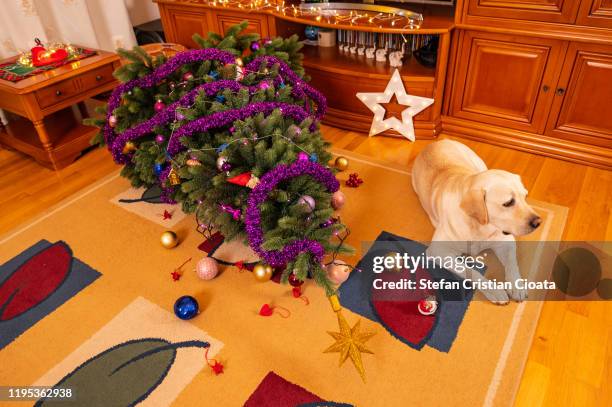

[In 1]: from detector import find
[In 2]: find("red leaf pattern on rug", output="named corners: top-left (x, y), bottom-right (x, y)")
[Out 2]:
top-left (371, 267), bottom-right (437, 347)
top-left (244, 371), bottom-right (325, 407)
top-left (198, 231), bottom-right (225, 253)
top-left (0, 242), bottom-right (72, 321)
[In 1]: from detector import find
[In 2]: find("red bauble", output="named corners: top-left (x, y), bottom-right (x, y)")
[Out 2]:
top-left (288, 273), bottom-right (304, 287)
top-left (154, 100), bottom-right (165, 112)
top-left (417, 296), bottom-right (438, 316)
top-left (227, 172), bottom-right (252, 187)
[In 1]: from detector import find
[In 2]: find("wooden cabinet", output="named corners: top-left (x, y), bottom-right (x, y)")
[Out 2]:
top-left (450, 31), bottom-right (566, 133)
top-left (467, 0), bottom-right (581, 23)
top-left (159, 5), bottom-right (215, 48)
top-left (545, 42), bottom-right (612, 148)
top-left (215, 11), bottom-right (271, 37)
top-left (576, 0), bottom-right (612, 28)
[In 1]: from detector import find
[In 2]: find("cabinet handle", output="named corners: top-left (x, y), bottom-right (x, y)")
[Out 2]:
top-left (55, 90), bottom-right (62, 96)
top-left (542, 85), bottom-right (550, 92)
top-left (95, 75), bottom-right (102, 81)
top-left (556, 88), bottom-right (566, 96)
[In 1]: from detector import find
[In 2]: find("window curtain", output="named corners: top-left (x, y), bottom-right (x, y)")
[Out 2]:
top-left (0, 0), bottom-right (138, 59)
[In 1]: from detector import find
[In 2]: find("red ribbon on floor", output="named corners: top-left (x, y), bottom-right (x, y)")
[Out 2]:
top-left (292, 287), bottom-right (309, 305)
top-left (259, 304), bottom-right (290, 318)
top-left (204, 347), bottom-right (224, 375)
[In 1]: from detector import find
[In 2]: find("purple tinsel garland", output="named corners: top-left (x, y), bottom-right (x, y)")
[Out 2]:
top-left (110, 79), bottom-right (242, 163)
top-left (245, 56), bottom-right (327, 120)
top-left (104, 51), bottom-right (327, 162)
top-left (104, 48), bottom-right (236, 147)
top-left (245, 159), bottom-right (339, 267)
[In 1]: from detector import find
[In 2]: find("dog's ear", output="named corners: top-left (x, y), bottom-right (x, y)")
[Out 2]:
top-left (460, 188), bottom-right (488, 225)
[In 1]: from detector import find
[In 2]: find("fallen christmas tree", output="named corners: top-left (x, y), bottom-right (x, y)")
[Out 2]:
top-left (88, 22), bottom-right (354, 294)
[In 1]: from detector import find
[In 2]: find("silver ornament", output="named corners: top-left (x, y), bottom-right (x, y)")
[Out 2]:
top-left (297, 195), bottom-right (316, 213)
top-left (216, 156), bottom-right (228, 171)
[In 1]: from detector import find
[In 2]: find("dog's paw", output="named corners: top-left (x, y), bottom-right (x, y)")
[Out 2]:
top-left (507, 286), bottom-right (528, 302)
top-left (482, 288), bottom-right (509, 305)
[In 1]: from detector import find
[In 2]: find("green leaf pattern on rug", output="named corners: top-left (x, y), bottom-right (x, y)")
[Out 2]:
top-left (117, 185), bottom-right (164, 204)
top-left (35, 338), bottom-right (209, 407)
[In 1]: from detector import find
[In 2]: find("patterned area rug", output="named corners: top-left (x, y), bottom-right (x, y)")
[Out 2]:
top-left (0, 149), bottom-right (567, 406)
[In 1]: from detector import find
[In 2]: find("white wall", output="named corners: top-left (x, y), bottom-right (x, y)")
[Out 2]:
top-left (124, 0), bottom-right (161, 26)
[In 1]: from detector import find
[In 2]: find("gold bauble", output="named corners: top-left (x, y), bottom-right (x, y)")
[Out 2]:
top-left (253, 263), bottom-right (273, 282)
top-left (122, 141), bottom-right (137, 154)
top-left (335, 156), bottom-right (349, 171)
top-left (186, 159), bottom-right (202, 167)
top-left (168, 168), bottom-right (181, 186)
top-left (160, 231), bottom-right (178, 249)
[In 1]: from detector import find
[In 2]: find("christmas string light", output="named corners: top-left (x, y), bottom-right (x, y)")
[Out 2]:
top-left (198, 0), bottom-right (423, 30)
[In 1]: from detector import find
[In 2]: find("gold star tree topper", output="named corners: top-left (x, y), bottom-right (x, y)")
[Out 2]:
top-left (324, 295), bottom-right (375, 382)
top-left (356, 69), bottom-right (434, 141)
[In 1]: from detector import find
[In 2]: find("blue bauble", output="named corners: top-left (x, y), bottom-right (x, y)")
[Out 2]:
top-left (304, 26), bottom-right (319, 41)
top-left (154, 163), bottom-right (163, 175)
top-left (209, 71), bottom-right (219, 80)
top-left (216, 95), bottom-right (225, 103)
top-left (174, 295), bottom-right (199, 320)
top-left (309, 153), bottom-right (318, 162)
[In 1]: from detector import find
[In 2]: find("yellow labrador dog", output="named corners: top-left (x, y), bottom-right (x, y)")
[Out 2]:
top-left (412, 139), bottom-right (541, 304)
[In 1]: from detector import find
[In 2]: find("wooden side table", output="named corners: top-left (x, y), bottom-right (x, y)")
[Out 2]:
top-left (0, 49), bottom-right (120, 169)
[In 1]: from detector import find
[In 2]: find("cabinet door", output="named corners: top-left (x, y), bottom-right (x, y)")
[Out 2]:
top-left (449, 31), bottom-right (566, 133)
top-left (545, 42), bottom-right (612, 148)
top-left (160, 5), bottom-right (215, 49)
top-left (467, 0), bottom-right (580, 23)
top-left (215, 11), bottom-right (270, 37)
top-left (576, 0), bottom-right (612, 28)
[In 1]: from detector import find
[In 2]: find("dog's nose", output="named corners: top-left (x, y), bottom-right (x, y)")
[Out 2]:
top-left (529, 216), bottom-right (542, 229)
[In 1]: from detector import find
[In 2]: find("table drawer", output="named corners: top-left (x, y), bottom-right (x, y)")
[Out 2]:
top-left (35, 64), bottom-right (114, 109)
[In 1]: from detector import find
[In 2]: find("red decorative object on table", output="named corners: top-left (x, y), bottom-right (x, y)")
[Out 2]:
top-left (31, 38), bottom-right (69, 67)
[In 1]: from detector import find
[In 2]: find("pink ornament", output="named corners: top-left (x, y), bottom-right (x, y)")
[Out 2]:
top-left (259, 81), bottom-right (270, 90)
top-left (183, 72), bottom-right (194, 81)
top-left (155, 134), bottom-right (165, 144)
top-left (331, 190), bottom-right (345, 210)
top-left (196, 257), bottom-right (219, 280)
top-left (108, 115), bottom-right (117, 127)
top-left (154, 100), bottom-right (165, 112)
top-left (326, 260), bottom-right (351, 285)
top-left (297, 152), bottom-right (309, 161)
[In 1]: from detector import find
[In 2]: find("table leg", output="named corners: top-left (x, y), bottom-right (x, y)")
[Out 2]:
top-left (77, 101), bottom-right (89, 119)
top-left (33, 119), bottom-right (57, 169)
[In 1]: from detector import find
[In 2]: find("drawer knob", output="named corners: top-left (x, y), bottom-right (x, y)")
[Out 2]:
top-left (542, 85), bottom-right (550, 92)
top-left (55, 90), bottom-right (62, 96)
top-left (96, 75), bottom-right (102, 81)
top-left (556, 88), bottom-right (566, 96)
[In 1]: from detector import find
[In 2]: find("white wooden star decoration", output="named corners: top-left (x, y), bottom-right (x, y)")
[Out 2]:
top-left (356, 69), bottom-right (434, 141)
